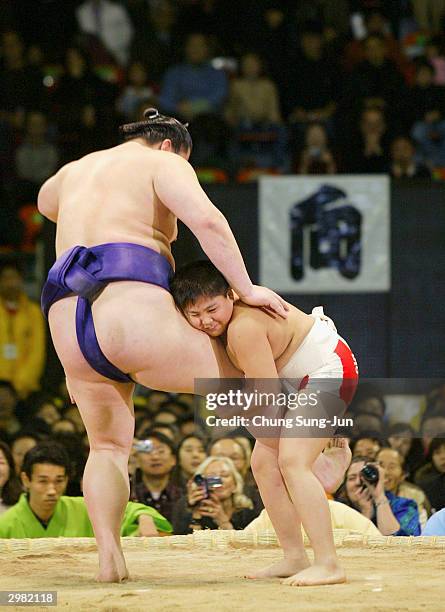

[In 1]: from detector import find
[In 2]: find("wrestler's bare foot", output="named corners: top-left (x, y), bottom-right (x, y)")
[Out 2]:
top-left (246, 553), bottom-right (310, 579)
top-left (282, 562), bottom-right (346, 587)
top-left (316, 438), bottom-right (352, 494)
top-left (96, 549), bottom-right (129, 583)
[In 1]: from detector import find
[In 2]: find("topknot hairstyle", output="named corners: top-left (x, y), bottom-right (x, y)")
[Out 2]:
top-left (119, 107), bottom-right (192, 153)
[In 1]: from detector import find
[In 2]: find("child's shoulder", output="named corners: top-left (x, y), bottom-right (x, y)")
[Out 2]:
top-left (228, 303), bottom-right (270, 332)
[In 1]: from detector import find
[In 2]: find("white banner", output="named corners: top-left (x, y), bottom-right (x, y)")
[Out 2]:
top-left (259, 175), bottom-right (390, 293)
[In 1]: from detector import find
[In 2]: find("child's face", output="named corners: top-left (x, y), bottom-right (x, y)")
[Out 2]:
top-left (184, 294), bottom-right (234, 337)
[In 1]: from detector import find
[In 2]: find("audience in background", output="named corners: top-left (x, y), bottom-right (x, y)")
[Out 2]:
top-left (172, 456), bottom-right (257, 534)
top-left (0, 441), bottom-right (22, 513)
top-left (336, 454), bottom-right (421, 536)
top-left (0, 263), bottom-right (45, 399)
top-left (390, 135), bottom-right (431, 178)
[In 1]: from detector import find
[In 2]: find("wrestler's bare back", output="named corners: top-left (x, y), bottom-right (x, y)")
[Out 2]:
top-left (40, 140), bottom-right (241, 390)
top-left (55, 141), bottom-right (180, 264)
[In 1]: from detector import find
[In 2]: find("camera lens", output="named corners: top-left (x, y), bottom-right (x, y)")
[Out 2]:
top-left (360, 464), bottom-right (379, 485)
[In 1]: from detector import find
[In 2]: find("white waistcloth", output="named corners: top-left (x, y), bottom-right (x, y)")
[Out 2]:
top-left (278, 307), bottom-right (340, 379)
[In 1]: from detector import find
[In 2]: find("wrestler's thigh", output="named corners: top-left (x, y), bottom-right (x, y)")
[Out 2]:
top-left (132, 313), bottom-right (241, 393)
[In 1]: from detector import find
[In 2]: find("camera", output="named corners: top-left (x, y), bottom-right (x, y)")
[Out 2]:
top-left (360, 463), bottom-right (379, 486)
top-left (133, 439), bottom-right (154, 453)
top-left (193, 474), bottom-right (223, 499)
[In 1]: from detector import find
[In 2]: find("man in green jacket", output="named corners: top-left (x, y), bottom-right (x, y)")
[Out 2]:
top-left (0, 442), bottom-right (172, 538)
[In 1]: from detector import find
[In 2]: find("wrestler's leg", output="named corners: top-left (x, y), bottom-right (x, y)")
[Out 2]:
top-left (246, 438), bottom-right (310, 579)
top-left (278, 434), bottom-right (345, 587)
top-left (65, 375), bottom-right (134, 583)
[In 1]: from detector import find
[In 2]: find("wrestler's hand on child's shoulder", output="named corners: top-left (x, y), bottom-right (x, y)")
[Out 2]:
top-left (238, 285), bottom-right (289, 319)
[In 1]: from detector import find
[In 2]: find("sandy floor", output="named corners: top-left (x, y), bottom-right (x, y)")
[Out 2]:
top-left (1, 542), bottom-right (443, 612)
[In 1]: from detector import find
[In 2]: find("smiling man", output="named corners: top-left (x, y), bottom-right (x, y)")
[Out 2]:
top-left (0, 442), bottom-right (172, 539)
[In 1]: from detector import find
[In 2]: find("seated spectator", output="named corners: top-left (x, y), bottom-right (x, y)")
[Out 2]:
top-left (225, 52), bottom-right (282, 127)
top-left (345, 34), bottom-right (405, 118)
top-left (153, 409), bottom-right (178, 426)
top-left (172, 456), bottom-right (258, 534)
top-left (353, 391), bottom-right (387, 419)
top-left (422, 507), bottom-right (445, 536)
top-left (287, 26), bottom-right (338, 130)
top-left (415, 435), bottom-right (445, 499)
top-left (51, 419), bottom-right (77, 435)
top-left (0, 31), bottom-right (48, 127)
top-left (244, 499), bottom-right (380, 537)
top-left (404, 60), bottom-right (445, 127)
top-left (76, 0), bottom-right (134, 67)
top-left (351, 409), bottom-right (385, 436)
top-left (159, 33), bottom-right (228, 121)
top-left (0, 441), bottom-right (22, 514)
top-left (54, 46), bottom-right (117, 162)
top-left (150, 422), bottom-right (179, 443)
top-left (25, 393), bottom-right (61, 428)
top-left (158, 399), bottom-right (191, 419)
top-left (347, 108), bottom-right (389, 174)
top-left (378, 447), bottom-right (430, 528)
top-left (296, 122), bottom-right (337, 174)
top-left (0, 381), bottom-right (21, 437)
top-left (420, 410), bottom-right (445, 455)
top-left (390, 135), bottom-right (431, 178)
top-left (425, 36), bottom-right (445, 85)
top-left (116, 61), bottom-right (155, 121)
top-left (130, 431), bottom-right (181, 523)
top-left (10, 433), bottom-right (38, 474)
top-left (172, 434), bottom-right (207, 492)
top-left (411, 111), bottom-right (445, 167)
top-left (130, 0), bottom-right (180, 84)
top-left (343, 10), bottom-right (410, 79)
top-left (15, 111), bottom-right (58, 199)
top-left (351, 435), bottom-right (383, 460)
top-left (0, 262), bottom-right (46, 399)
top-left (336, 455), bottom-right (421, 535)
top-left (62, 405), bottom-right (86, 434)
top-left (0, 442), bottom-right (171, 538)
top-left (387, 423), bottom-right (425, 480)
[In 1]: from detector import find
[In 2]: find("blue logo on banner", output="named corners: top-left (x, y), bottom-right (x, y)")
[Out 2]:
top-left (290, 185), bottom-right (362, 280)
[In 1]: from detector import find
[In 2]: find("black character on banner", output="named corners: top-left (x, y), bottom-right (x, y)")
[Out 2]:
top-left (290, 184), bottom-right (362, 280)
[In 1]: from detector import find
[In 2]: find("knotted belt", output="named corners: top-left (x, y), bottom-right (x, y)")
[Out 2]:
top-left (41, 242), bottom-right (173, 382)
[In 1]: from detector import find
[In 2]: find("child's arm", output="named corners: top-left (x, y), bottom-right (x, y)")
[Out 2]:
top-left (227, 317), bottom-right (279, 379)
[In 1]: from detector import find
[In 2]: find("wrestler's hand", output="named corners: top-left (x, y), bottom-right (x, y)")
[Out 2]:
top-left (239, 285), bottom-right (289, 318)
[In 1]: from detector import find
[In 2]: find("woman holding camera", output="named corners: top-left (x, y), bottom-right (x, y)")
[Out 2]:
top-left (171, 456), bottom-right (258, 534)
top-left (336, 454), bottom-right (420, 536)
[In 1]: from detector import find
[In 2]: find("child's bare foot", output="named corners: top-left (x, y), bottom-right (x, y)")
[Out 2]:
top-left (282, 562), bottom-right (346, 587)
top-left (246, 553), bottom-right (310, 579)
top-left (314, 438), bottom-right (352, 494)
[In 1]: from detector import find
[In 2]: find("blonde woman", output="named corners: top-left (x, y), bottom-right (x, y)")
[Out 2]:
top-left (171, 456), bottom-right (258, 534)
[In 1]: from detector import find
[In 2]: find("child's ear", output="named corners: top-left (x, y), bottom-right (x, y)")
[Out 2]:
top-left (227, 289), bottom-right (235, 301)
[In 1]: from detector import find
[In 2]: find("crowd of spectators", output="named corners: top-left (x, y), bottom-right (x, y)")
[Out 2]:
top-left (0, 0), bottom-right (445, 541)
top-left (1, 367), bottom-right (445, 537)
top-left (2, 1), bottom-right (445, 251)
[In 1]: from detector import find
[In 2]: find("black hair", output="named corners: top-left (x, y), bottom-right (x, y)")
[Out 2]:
top-left (170, 260), bottom-right (230, 312)
top-left (119, 107), bottom-right (192, 153)
top-left (386, 422), bottom-right (416, 437)
top-left (138, 430), bottom-right (177, 456)
top-left (0, 441), bottom-right (22, 506)
top-left (427, 435), bottom-right (445, 463)
top-left (0, 380), bottom-right (17, 395)
top-left (22, 442), bottom-right (71, 479)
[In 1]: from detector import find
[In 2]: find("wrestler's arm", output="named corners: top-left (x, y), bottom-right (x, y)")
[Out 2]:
top-left (154, 153), bottom-right (288, 316)
top-left (37, 170), bottom-right (63, 222)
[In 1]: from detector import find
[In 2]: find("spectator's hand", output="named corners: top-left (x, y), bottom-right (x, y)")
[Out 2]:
top-left (138, 514), bottom-right (158, 537)
top-left (239, 285), bottom-right (289, 319)
top-left (198, 493), bottom-right (231, 527)
top-left (355, 484), bottom-right (374, 519)
top-left (187, 479), bottom-right (207, 508)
